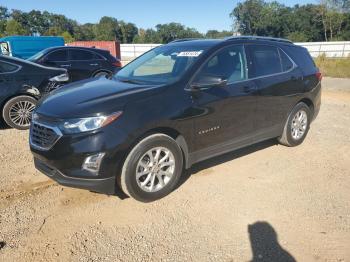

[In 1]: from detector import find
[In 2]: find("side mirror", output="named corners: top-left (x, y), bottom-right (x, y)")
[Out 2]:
top-left (191, 75), bottom-right (227, 91)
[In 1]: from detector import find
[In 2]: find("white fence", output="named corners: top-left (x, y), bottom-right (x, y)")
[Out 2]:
top-left (120, 41), bottom-right (350, 62)
top-left (120, 44), bottom-right (161, 62)
top-left (296, 41), bottom-right (350, 58)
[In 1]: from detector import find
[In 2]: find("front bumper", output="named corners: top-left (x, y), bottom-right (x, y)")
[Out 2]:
top-left (30, 117), bottom-right (132, 195)
top-left (34, 157), bottom-right (116, 194)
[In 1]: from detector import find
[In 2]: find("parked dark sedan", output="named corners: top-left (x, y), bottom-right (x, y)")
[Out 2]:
top-left (0, 55), bottom-right (69, 130)
top-left (28, 46), bottom-right (122, 82)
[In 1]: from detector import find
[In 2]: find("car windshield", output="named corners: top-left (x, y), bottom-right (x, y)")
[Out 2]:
top-left (27, 50), bottom-right (46, 62)
top-left (115, 44), bottom-right (208, 85)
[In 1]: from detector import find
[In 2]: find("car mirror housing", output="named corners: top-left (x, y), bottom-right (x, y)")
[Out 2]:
top-left (190, 75), bottom-right (227, 91)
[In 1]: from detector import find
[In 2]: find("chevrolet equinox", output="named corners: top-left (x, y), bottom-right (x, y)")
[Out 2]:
top-left (30, 36), bottom-right (322, 202)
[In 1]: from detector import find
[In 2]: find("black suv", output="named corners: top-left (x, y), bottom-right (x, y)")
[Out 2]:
top-left (30, 37), bottom-right (321, 202)
top-left (28, 46), bottom-right (121, 82)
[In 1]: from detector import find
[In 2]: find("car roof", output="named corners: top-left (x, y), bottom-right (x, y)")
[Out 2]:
top-left (42, 46), bottom-right (110, 54)
top-left (0, 54), bottom-right (66, 71)
top-left (167, 36), bottom-right (294, 48)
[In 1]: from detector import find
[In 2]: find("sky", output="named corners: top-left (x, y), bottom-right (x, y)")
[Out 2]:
top-left (1, 0), bottom-right (317, 33)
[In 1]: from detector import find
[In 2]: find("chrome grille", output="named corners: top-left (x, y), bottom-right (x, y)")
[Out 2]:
top-left (30, 121), bottom-right (62, 150)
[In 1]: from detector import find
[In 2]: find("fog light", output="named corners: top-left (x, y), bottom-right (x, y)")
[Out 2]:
top-left (82, 153), bottom-right (105, 174)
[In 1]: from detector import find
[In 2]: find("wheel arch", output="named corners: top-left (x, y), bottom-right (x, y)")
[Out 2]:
top-left (123, 127), bottom-right (190, 172)
top-left (298, 98), bottom-right (314, 117)
top-left (138, 127), bottom-right (190, 169)
top-left (92, 69), bottom-right (112, 77)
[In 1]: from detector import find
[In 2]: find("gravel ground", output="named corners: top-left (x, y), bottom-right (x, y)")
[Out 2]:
top-left (0, 77), bottom-right (349, 262)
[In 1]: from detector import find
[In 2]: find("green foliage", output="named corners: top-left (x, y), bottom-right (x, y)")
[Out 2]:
top-left (5, 19), bottom-right (27, 35)
top-left (205, 30), bottom-right (233, 38)
top-left (0, 6), bottom-right (9, 36)
top-left (231, 0), bottom-right (350, 41)
top-left (154, 23), bottom-right (202, 43)
top-left (1, 1), bottom-right (349, 43)
top-left (94, 16), bottom-right (119, 41)
top-left (118, 21), bottom-right (138, 43)
top-left (61, 31), bottom-right (75, 43)
top-left (287, 32), bottom-right (309, 42)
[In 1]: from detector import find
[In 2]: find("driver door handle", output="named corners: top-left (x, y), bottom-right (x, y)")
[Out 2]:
top-left (60, 64), bottom-right (71, 68)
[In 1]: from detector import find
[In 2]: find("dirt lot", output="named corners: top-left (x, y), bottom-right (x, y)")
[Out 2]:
top-left (0, 77), bottom-right (349, 262)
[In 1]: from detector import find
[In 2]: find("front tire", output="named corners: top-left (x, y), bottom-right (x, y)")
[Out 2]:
top-left (2, 96), bottom-right (37, 130)
top-left (119, 134), bottom-right (183, 202)
top-left (278, 102), bottom-right (311, 147)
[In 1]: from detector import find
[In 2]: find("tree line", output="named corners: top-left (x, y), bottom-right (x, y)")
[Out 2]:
top-left (0, 0), bottom-right (349, 44)
top-left (232, 0), bottom-right (350, 41)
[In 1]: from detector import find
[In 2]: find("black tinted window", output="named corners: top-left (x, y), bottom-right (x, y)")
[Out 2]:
top-left (93, 52), bottom-right (106, 60)
top-left (195, 45), bottom-right (247, 83)
top-left (70, 49), bottom-right (95, 60)
top-left (284, 46), bottom-right (316, 75)
top-left (47, 50), bottom-right (68, 61)
top-left (279, 49), bottom-right (294, 71)
top-left (0, 61), bottom-right (19, 73)
top-left (249, 45), bottom-right (282, 77)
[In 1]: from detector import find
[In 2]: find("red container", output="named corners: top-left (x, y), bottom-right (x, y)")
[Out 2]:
top-left (67, 41), bottom-right (121, 59)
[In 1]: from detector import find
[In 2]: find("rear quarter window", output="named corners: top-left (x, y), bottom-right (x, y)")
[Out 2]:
top-left (282, 46), bottom-right (316, 75)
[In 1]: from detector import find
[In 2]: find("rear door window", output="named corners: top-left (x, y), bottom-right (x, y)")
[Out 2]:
top-left (46, 50), bottom-right (68, 62)
top-left (0, 61), bottom-right (20, 73)
top-left (69, 49), bottom-right (95, 61)
top-left (248, 45), bottom-right (282, 77)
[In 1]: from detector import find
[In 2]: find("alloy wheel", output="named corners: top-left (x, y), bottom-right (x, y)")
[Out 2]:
top-left (9, 100), bottom-right (36, 128)
top-left (136, 147), bottom-right (175, 192)
top-left (291, 109), bottom-right (308, 140)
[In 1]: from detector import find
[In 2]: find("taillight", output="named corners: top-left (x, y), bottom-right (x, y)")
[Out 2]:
top-left (112, 61), bottom-right (122, 67)
top-left (316, 71), bottom-right (322, 81)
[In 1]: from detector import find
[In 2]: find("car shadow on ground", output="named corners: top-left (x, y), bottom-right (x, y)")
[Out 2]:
top-left (248, 221), bottom-right (296, 262)
top-left (176, 138), bottom-right (278, 190)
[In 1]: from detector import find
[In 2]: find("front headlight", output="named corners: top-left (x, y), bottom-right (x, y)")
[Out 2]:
top-left (60, 111), bottom-right (122, 134)
top-left (49, 73), bottom-right (69, 82)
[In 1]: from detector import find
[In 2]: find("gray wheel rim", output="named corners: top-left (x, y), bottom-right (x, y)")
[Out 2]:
top-left (291, 109), bottom-right (307, 140)
top-left (9, 100), bottom-right (36, 127)
top-left (136, 147), bottom-right (175, 193)
top-left (95, 72), bottom-right (109, 78)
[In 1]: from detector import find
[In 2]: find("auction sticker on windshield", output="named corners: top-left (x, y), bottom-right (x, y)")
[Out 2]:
top-left (177, 51), bottom-right (203, 57)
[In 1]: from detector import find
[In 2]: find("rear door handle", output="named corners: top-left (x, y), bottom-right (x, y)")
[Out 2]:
top-left (60, 64), bottom-right (71, 68)
top-left (89, 63), bottom-right (99, 66)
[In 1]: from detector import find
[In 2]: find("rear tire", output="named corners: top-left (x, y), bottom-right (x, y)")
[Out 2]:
top-left (278, 102), bottom-right (311, 147)
top-left (119, 134), bottom-right (183, 202)
top-left (2, 96), bottom-right (37, 130)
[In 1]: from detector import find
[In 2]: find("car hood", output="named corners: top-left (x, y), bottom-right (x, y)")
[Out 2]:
top-left (36, 77), bottom-right (162, 118)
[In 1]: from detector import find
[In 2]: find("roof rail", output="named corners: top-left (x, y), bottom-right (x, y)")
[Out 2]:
top-left (169, 38), bottom-right (201, 43)
top-left (225, 36), bottom-right (293, 44)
